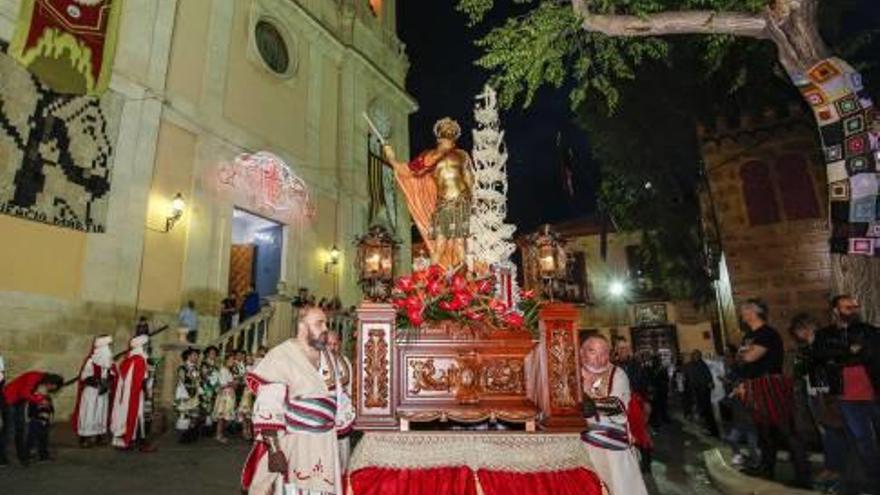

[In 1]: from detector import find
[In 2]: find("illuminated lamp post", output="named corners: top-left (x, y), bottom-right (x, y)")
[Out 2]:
top-left (355, 225), bottom-right (399, 301)
top-left (528, 224), bottom-right (568, 301)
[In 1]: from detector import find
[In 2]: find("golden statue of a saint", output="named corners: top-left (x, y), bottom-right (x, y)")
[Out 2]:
top-left (382, 118), bottom-right (474, 269)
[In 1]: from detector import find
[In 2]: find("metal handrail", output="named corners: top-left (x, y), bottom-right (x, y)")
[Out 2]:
top-left (207, 305), bottom-right (275, 359)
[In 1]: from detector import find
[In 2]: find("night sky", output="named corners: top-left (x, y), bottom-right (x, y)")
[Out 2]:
top-left (397, 3), bottom-right (599, 235)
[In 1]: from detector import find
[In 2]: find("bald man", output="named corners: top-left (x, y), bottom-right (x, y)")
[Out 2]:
top-left (241, 307), bottom-right (349, 495)
top-left (580, 336), bottom-right (648, 495)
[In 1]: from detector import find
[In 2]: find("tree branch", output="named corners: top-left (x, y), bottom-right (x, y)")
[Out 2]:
top-left (571, 1), bottom-right (768, 39)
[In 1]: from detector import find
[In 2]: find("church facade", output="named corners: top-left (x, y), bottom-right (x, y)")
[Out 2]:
top-left (0, 0), bottom-right (415, 414)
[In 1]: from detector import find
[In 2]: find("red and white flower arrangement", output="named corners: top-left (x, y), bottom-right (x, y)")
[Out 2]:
top-left (390, 264), bottom-right (539, 334)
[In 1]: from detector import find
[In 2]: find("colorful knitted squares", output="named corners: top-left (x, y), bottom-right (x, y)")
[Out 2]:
top-left (850, 196), bottom-right (877, 223)
top-left (821, 122), bottom-right (845, 145)
top-left (816, 105), bottom-right (840, 124)
top-left (803, 86), bottom-right (827, 107)
top-left (825, 145), bottom-right (844, 162)
top-left (844, 115), bottom-right (866, 136)
top-left (808, 60), bottom-right (843, 83)
top-left (850, 174), bottom-right (878, 198)
top-left (835, 95), bottom-right (861, 117)
top-left (848, 238), bottom-right (876, 255)
top-left (830, 180), bottom-right (850, 201)
top-left (846, 134), bottom-right (868, 156)
top-left (827, 161), bottom-right (848, 183)
top-left (847, 155), bottom-right (870, 175)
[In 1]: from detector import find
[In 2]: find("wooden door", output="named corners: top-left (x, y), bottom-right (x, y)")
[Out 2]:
top-left (229, 244), bottom-right (255, 299)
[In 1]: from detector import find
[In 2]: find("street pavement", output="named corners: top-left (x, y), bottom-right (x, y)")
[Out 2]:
top-left (0, 422), bottom-right (722, 495)
top-left (646, 420), bottom-right (724, 495)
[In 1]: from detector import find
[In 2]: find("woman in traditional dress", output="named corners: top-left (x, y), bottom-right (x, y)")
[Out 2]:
top-left (212, 353), bottom-right (237, 443)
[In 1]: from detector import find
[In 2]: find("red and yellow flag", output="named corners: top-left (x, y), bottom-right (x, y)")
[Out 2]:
top-left (9, 0), bottom-right (122, 95)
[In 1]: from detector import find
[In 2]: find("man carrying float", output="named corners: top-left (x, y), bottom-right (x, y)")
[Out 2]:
top-left (241, 307), bottom-right (354, 495)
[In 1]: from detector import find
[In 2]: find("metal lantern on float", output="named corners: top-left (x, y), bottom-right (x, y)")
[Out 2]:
top-left (529, 224), bottom-right (568, 300)
top-left (355, 225), bottom-right (400, 301)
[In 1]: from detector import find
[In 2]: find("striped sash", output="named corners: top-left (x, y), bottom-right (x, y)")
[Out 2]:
top-left (581, 420), bottom-right (631, 451)
top-left (286, 396), bottom-right (337, 433)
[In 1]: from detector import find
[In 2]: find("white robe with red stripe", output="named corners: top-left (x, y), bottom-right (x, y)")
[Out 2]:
top-left (243, 340), bottom-right (341, 495)
top-left (110, 349), bottom-right (147, 448)
top-left (73, 358), bottom-right (117, 437)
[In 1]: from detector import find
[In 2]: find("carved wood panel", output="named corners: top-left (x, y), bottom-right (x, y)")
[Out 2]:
top-left (363, 327), bottom-right (389, 409)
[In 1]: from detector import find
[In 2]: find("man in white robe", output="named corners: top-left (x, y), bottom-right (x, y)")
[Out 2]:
top-left (326, 329), bottom-right (355, 472)
top-left (580, 335), bottom-right (649, 495)
top-left (72, 335), bottom-right (117, 447)
top-left (242, 307), bottom-right (345, 495)
top-left (111, 335), bottom-right (150, 450)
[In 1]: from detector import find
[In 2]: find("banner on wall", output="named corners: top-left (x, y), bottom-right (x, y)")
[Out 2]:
top-left (0, 51), bottom-right (123, 232)
top-left (8, 0), bottom-right (123, 96)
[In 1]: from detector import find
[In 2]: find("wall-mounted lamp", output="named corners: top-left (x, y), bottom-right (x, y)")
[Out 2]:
top-left (324, 245), bottom-right (341, 274)
top-left (162, 193), bottom-right (185, 233)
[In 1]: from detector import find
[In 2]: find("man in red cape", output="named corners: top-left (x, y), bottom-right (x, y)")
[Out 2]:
top-left (71, 334), bottom-right (117, 447)
top-left (110, 335), bottom-right (150, 450)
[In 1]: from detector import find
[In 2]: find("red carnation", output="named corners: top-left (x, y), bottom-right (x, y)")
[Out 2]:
top-left (405, 295), bottom-right (423, 312)
top-left (503, 312), bottom-right (525, 327)
top-left (391, 298), bottom-right (407, 310)
top-left (427, 264), bottom-right (445, 281)
top-left (395, 276), bottom-right (415, 292)
top-left (488, 299), bottom-right (508, 313)
top-left (407, 308), bottom-right (425, 327)
top-left (464, 309), bottom-right (484, 321)
top-left (426, 278), bottom-right (443, 297)
top-left (521, 289), bottom-right (536, 300)
top-left (453, 291), bottom-right (473, 308)
top-left (476, 279), bottom-right (494, 295)
top-left (451, 273), bottom-right (468, 293)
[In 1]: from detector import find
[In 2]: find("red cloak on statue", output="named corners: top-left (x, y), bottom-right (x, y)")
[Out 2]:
top-left (111, 352), bottom-right (147, 448)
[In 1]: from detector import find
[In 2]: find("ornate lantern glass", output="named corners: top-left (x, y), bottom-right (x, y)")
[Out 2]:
top-left (355, 225), bottom-right (399, 301)
top-left (528, 225), bottom-right (568, 299)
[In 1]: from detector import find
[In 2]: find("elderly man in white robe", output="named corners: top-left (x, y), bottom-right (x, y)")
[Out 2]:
top-left (242, 307), bottom-right (353, 495)
top-left (579, 335), bottom-right (649, 495)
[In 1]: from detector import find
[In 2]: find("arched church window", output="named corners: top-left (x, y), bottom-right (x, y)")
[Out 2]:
top-left (740, 160), bottom-right (781, 226)
top-left (255, 20), bottom-right (290, 75)
top-left (774, 154), bottom-right (820, 220)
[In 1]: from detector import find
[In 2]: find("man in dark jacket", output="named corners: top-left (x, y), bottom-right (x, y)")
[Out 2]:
top-left (814, 295), bottom-right (880, 493)
top-left (684, 350), bottom-right (719, 437)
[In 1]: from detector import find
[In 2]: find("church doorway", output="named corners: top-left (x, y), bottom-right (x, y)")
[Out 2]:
top-left (229, 208), bottom-right (285, 300)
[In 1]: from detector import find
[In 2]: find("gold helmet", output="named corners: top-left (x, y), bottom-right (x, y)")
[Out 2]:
top-left (433, 117), bottom-right (461, 141)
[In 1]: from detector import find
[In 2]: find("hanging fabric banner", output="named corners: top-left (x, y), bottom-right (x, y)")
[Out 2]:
top-left (8, 0), bottom-right (123, 96)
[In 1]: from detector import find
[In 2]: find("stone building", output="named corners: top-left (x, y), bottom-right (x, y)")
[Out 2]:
top-left (698, 107), bottom-right (832, 345)
top-left (520, 218), bottom-right (719, 361)
top-left (0, 0), bottom-right (415, 415)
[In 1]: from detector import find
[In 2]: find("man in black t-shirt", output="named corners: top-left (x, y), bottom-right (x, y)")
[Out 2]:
top-left (737, 299), bottom-right (811, 488)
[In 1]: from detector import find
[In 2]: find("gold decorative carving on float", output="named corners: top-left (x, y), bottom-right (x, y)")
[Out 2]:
top-left (407, 353), bottom-right (527, 402)
top-left (409, 358), bottom-right (451, 394)
top-left (364, 328), bottom-right (389, 408)
top-left (482, 358), bottom-right (525, 394)
top-left (397, 408), bottom-right (537, 424)
top-left (548, 327), bottom-right (577, 408)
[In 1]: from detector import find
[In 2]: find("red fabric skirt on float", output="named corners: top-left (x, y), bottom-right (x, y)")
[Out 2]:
top-left (346, 466), bottom-right (606, 495)
top-left (343, 433), bottom-right (608, 495)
